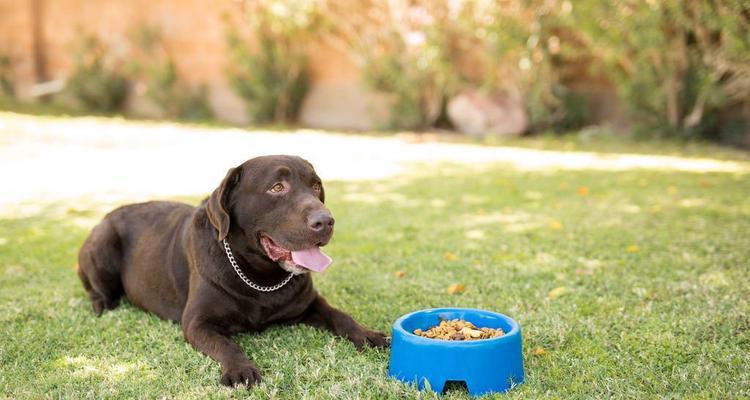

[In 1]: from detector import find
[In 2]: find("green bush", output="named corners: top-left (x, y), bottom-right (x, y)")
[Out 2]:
top-left (325, 1), bottom-right (463, 129)
top-left (325, 0), bottom-right (589, 132)
top-left (562, 0), bottom-right (750, 139)
top-left (359, 45), bottom-right (448, 130)
top-left (226, 0), bottom-right (321, 124)
top-left (227, 31), bottom-right (309, 123)
top-left (65, 35), bottom-right (128, 112)
top-left (129, 24), bottom-right (213, 121)
top-left (144, 60), bottom-right (213, 121)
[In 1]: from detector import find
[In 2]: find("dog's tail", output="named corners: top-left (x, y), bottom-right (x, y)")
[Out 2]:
top-left (78, 219), bottom-right (125, 316)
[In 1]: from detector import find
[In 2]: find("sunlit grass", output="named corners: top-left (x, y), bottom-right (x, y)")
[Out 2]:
top-left (1, 155), bottom-right (749, 398)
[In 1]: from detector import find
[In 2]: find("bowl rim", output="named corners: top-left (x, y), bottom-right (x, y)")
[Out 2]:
top-left (393, 307), bottom-right (521, 345)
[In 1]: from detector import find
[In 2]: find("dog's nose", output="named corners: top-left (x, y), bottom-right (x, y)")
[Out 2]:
top-left (308, 210), bottom-right (334, 232)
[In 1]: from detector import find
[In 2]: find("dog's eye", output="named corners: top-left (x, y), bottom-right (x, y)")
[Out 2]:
top-left (312, 183), bottom-right (321, 192)
top-left (268, 183), bottom-right (285, 193)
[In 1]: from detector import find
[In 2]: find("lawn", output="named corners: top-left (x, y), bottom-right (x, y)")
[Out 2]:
top-left (1, 139), bottom-right (749, 398)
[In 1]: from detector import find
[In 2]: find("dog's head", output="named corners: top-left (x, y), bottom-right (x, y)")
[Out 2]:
top-left (207, 155), bottom-right (333, 274)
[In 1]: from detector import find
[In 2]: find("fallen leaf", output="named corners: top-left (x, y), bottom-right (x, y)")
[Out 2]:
top-left (447, 283), bottom-right (465, 294)
top-left (549, 221), bottom-right (564, 230)
top-left (667, 185), bottom-right (678, 194)
top-left (698, 179), bottom-right (712, 188)
top-left (626, 245), bottom-right (639, 253)
top-left (394, 271), bottom-right (406, 278)
top-left (532, 347), bottom-right (546, 356)
top-left (575, 268), bottom-right (593, 276)
top-left (548, 286), bottom-right (569, 299)
top-left (443, 252), bottom-right (458, 261)
top-left (577, 186), bottom-right (589, 196)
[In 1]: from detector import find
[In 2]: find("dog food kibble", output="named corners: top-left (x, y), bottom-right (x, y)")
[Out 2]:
top-left (413, 319), bottom-right (504, 341)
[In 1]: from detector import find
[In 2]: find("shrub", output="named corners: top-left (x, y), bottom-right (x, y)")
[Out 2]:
top-left (65, 34), bottom-right (128, 112)
top-left (562, 0), bottom-right (750, 139)
top-left (129, 24), bottom-right (213, 120)
top-left (226, 0), bottom-right (321, 124)
top-left (466, 1), bottom-right (591, 134)
top-left (323, 0), bottom-right (589, 132)
top-left (143, 59), bottom-right (213, 121)
top-left (227, 31), bottom-right (309, 124)
top-left (358, 45), bottom-right (448, 130)
top-left (322, 1), bottom-right (460, 129)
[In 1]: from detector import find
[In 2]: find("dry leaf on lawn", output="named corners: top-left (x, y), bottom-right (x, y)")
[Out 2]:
top-left (447, 283), bottom-right (465, 294)
top-left (548, 286), bottom-right (569, 299)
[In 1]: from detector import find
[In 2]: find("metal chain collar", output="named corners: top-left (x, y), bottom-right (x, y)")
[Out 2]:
top-left (222, 239), bottom-right (294, 292)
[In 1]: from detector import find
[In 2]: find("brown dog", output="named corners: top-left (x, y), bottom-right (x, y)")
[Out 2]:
top-left (77, 155), bottom-right (388, 387)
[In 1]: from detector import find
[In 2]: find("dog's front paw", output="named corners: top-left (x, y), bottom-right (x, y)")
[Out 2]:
top-left (220, 363), bottom-right (262, 388)
top-left (349, 329), bottom-right (390, 351)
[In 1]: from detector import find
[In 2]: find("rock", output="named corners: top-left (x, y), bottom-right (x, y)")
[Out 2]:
top-left (447, 90), bottom-right (528, 137)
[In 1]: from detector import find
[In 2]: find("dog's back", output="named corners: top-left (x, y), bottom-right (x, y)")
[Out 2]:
top-left (78, 201), bottom-right (194, 321)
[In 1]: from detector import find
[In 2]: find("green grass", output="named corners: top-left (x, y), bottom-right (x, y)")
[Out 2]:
top-left (2, 154), bottom-right (750, 398)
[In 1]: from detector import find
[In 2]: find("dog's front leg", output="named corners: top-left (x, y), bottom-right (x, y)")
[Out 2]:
top-left (301, 294), bottom-right (389, 350)
top-left (183, 318), bottom-right (261, 387)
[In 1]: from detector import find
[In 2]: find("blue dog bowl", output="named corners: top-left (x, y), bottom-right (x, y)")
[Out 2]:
top-left (388, 308), bottom-right (524, 396)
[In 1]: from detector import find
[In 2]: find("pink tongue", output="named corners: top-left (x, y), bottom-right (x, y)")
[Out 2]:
top-left (291, 247), bottom-right (332, 272)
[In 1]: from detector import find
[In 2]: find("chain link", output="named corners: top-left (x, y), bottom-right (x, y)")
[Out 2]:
top-left (222, 239), bottom-right (294, 292)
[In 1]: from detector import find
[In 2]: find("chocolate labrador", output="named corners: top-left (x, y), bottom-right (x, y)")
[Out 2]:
top-left (77, 155), bottom-right (388, 387)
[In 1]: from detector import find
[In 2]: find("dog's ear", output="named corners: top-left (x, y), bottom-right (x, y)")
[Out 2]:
top-left (207, 167), bottom-right (241, 241)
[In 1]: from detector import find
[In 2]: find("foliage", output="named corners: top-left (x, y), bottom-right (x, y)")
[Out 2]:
top-left (129, 24), bottom-right (213, 121)
top-left (65, 34), bottom-right (128, 112)
top-left (0, 54), bottom-right (14, 97)
top-left (358, 48), bottom-right (445, 130)
top-left (323, 0), bottom-right (456, 129)
top-left (512, 2), bottom-right (591, 133)
top-left (323, 0), bottom-right (588, 132)
top-left (144, 60), bottom-right (213, 121)
top-left (226, 0), bottom-right (322, 123)
top-left (561, 0), bottom-right (750, 139)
